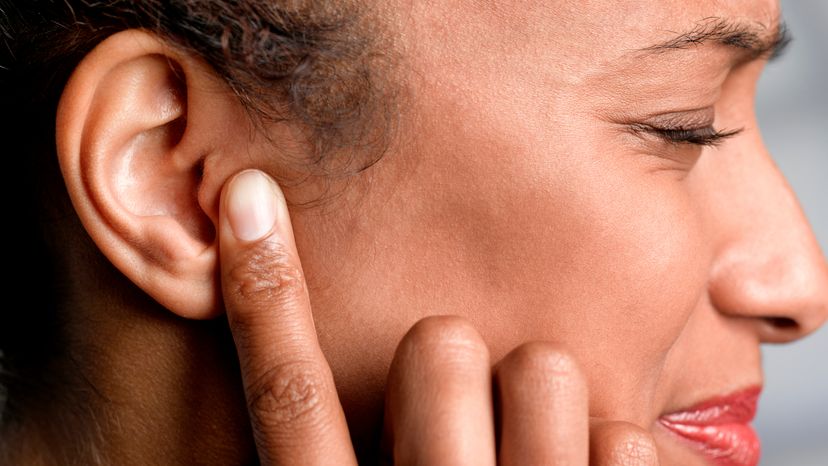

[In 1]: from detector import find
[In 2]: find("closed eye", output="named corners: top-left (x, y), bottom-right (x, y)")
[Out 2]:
top-left (630, 123), bottom-right (743, 147)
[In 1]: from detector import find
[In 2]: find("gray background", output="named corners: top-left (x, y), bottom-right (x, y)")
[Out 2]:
top-left (754, 1), bottom-right (828, 465)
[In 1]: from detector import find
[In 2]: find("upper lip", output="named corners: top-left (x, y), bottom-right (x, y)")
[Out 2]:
top-left (657, 386), bottom-right (763, 466)
top-left (659, 386), bottom-right (762, 425)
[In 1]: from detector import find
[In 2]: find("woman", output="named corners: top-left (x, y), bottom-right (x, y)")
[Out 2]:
top-left (2, 0), bottom-right (826, 464)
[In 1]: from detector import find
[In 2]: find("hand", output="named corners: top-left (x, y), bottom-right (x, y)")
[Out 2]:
top-left (218, 169), bottom-right (660, 465)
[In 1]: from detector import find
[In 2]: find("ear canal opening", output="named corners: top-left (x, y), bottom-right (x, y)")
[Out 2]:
top-left (187, 155), bottom-right (215, 247)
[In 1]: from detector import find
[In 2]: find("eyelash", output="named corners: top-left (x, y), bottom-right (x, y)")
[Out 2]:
top-left (631, 124), bottom-right (744, 147)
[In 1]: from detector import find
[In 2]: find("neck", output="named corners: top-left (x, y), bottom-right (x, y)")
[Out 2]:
top-left (3, 254), bottom-right (255, 465)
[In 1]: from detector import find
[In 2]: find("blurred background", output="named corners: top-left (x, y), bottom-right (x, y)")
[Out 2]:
top-left (754, 1), bottom-right (828, 465)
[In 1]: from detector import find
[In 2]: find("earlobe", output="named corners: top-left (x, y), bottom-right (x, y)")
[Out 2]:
top-left (56, 30), bottom-right (232, 319)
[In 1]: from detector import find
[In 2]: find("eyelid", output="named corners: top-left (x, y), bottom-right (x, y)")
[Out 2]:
top-left (630, 123), bottom-right (743, 147)
top-left (639, 108), bottom-right (716, 131)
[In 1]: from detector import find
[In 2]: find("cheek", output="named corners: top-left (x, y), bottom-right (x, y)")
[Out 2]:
top-left (303, 69), bottom-right (711, 423)
top-left (444, 142), bottom-right (711, 420)
top-left (446, 137), bottom-right (709, 364)
top-left (375, 99), bottom-right (710, 413)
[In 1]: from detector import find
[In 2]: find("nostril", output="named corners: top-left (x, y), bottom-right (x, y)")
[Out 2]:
top-left (766, 316), bottom-right (798, 330)
top-left (759, 317), bottom-right (803, 343)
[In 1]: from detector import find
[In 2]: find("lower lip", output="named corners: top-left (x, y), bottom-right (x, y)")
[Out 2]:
top-left (658, 387), bottom-right (761, 466)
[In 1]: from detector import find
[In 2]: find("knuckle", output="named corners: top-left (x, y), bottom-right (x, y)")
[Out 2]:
top-left (228, 241), bottom-right (305, 308)
top-left (396, 315), bottom-right (489, 367)
top-left (499, 341), bottom-right (581, 380)
top-left (496, 342), bottom-right (586, 399)
top-left (593, 422), bottom-right (658, 466)
top-left (246, 360), bottom-right (331, 434)
top-left (609, 432), bottom-right (658, 466)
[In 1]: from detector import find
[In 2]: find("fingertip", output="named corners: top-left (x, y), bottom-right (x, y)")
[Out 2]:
top-left (222, 169), bottom-right (285, 243)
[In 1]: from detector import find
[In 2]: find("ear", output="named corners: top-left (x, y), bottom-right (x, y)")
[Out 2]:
top-left (56, 30), bottom-right (255, 319)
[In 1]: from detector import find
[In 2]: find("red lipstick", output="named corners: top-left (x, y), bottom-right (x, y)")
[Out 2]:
top-left (659, 387), bottom-right (761, 466)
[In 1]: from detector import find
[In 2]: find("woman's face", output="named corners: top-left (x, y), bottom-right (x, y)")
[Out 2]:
top-left (280, 0), bottom-right (828, 462)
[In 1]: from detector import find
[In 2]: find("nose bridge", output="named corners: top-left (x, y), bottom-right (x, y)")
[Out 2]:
top-left (705, 137), bottom-right (828, 341)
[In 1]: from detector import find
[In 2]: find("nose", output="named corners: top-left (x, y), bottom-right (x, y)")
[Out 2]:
top-left (705, 136), bottom-right (828, 343)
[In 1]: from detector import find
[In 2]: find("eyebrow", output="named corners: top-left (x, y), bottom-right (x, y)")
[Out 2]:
top-left (638, 17), bottom-right (792, 62)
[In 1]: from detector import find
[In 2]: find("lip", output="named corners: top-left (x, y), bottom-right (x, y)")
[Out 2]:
top-left (658, 387), bottom-right (762, 466)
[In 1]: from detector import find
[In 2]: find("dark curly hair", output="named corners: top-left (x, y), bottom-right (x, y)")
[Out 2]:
top-left (0, 0), bottom-right (397, 452)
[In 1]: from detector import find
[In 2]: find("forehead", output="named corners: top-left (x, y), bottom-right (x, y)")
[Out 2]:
top-left (403, 0), bottom-right (780, 64)
top-left (469, 0), bottom-right (780, 34)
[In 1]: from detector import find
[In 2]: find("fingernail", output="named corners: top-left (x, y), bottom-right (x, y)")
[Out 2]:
top-left (226, 170), bottom-right (279, 242)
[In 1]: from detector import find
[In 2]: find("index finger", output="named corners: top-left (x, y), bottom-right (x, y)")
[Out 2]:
top-left (219, 169), bottom-right (356, 466)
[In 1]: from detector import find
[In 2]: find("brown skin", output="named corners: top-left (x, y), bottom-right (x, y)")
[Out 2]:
top-left (10, 0), bottom-right (827, 464)
top-left (217, 169), bottom-right (647, 464)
